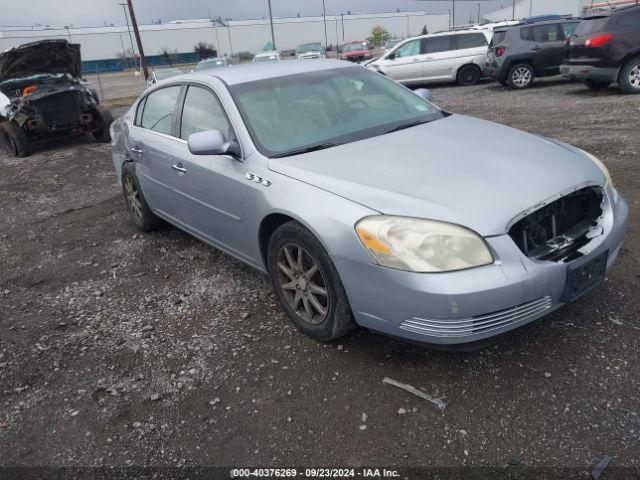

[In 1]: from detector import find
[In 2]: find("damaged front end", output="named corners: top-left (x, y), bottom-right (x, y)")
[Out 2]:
top-left (509, 186), bottom-right (605, 263)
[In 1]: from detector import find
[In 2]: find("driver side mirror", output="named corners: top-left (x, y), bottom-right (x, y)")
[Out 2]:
top-left (413, 88), bottom-right (433, 102)
top-left (188, 130), bottom-right (241, 158)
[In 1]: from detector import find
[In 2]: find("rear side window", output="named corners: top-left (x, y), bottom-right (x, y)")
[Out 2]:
top-left (561, 22), bottom-right (579, 39)
top-left (491, 31), bottom-right (507, 46)
top-left (456, 33), bottom-right (488, 49)
top-left (617, 10), bottom-right (640, 28)
top-left (179, 86), bottom-right (234, 140)
top-left (574, 17), bottom-right (609, 36)
top-left (420, 35), bottom-right (454, 54)
top-left (138, 86), bottom-right (181, 135)
top-left (521, 24), bottom-right (562, 42)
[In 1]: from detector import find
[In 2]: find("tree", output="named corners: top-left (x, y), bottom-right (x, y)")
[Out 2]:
top-left (421, 25), bottom-right (428, 35)
top-left (367, 25), bottom-right (391, 46)
top-left (160, 48), bottom-right (179, 66)
top-left (194, 41), bottom-right (217, 60)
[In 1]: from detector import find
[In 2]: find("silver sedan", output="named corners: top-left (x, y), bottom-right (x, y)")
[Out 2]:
top-left (110, 60), bottom-right (628, 347)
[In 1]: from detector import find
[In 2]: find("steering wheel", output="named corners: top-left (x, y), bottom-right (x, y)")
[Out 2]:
top-left (337, 98), bottom-right (370, 122)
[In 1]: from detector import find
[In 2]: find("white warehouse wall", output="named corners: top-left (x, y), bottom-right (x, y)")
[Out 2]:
top-left (483, 0), bottom-right (588, 22)
top-left (0, 11), bottom-right (449, 62)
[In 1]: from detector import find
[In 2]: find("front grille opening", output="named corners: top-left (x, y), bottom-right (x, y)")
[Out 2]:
top-left (509, 187), bottom-right (604, 262)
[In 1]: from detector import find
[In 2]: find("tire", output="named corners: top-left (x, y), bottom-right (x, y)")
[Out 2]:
top-left (618, 57), bottom-right (640, 94)
top-left (0, 121), bottom-right (31, 158)
top-left (121, 162), bottom-right (163, 231)
top-left (585, 79), bottom-right (611, 90)
top-left (507, 63), bottom-right (534, 89)
top-left (456, 64), bottom-right (481, 86)
top-left (91, 106), bottom-right (113, 143)
top-left (267, 221), bottom-right (356, 342)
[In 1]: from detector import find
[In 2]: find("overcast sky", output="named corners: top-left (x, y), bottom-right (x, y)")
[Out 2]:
top-left (4, 0), bottom-right (506, 28)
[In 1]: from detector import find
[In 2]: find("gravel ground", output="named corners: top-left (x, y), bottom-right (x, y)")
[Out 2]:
top-left (1, 78), bottom-right (639, 475)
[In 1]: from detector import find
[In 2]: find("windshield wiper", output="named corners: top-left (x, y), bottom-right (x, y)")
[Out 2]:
top-left (271, 143), bottom-right (340, 158)
top-left (384, 119), bottom-right (432, 134)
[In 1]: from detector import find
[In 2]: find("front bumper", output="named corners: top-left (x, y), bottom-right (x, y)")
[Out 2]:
top-left (560, 64), bottom-right (619, 83)
top-left (334, 192), bottom-right (628, 346)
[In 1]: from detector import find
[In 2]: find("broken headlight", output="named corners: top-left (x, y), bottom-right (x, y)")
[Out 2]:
top-left (578, 148), bottom-right (618, 203)
top-left (355, 216), bottom-right (493, 273)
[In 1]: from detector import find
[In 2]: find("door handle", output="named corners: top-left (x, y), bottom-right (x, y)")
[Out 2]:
top-left (171, 163), bottom-right (186, 174)
top-left (531, 45), bottom-right (542, 51)
top-left (130, 146), bottom-right (143, 154)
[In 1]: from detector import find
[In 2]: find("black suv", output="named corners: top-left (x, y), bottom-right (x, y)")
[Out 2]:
top-left (561, 5), bottom-right (640, 94)
top-left (485, 18), bottom-right (580, 88)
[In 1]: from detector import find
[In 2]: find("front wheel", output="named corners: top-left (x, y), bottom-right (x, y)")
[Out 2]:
top-left (507, 63), bottom-right (534, 89)
top-left (267, 221), bottom-right (356, 342)
top-left (121, 162), bottom-right (163, 231)
top-left (0, 121), bottom-right (31, 158)
top-left (619, 57), bottom-right (640, 94)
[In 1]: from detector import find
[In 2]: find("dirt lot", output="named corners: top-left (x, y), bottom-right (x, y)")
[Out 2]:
top-left (1, 78), bottom-right (639, 476)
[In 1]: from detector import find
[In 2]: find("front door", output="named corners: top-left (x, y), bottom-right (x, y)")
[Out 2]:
top-left (171, 84), bottom-right (249, 257)
top-left (381, 38), bottom-right (423, 82)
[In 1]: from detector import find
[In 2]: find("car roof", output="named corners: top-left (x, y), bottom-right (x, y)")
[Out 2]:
top-left (178, 59), bottom-right (355, 86)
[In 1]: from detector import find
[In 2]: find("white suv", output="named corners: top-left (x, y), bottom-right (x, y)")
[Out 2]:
top-left (367, 30), bottom-right (492, 86)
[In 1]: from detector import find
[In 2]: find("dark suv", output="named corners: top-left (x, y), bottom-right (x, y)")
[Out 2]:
top-left (561, 5), bottom-right (640, 94)
top-left (485, 19), bottom-right (580, 88)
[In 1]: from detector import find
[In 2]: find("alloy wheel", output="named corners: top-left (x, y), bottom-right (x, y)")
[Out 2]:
top-left (124, 175), bottom-right (143, 220)
top-left (629, 64), bottom-right (640, 89)
top-left (512, 67), bottom-right (532, 87)
top-left (276, 243), bottom-right (330, 325)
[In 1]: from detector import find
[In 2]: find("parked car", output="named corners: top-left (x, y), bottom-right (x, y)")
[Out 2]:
top-left (295, 42), bottom-right (325, 60)
top-left (367, 30), bottom-right (492, 86)
top-left (147, 68), bottom-right (184, 86)
top-left (485, 18), bottom-right (580, 88)
top-left (110, 60), bottom-right (627, 347)
top-left (252, 52), bottom-right (281, 63)
top-left (0, 39), bottom-right (112, 158)
top-left (341, 41), bottom-right (373, 62)
top-left (195, 57), bottom-right (233, 71)
top-left (561, 4), bottom-right (640, 93)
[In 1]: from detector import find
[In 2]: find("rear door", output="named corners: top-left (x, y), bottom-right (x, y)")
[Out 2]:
top-left (129, 85), bottom-right (183, 219)
top-left (521, 23), bottom-right (566, 74)
top-left (170, 83), bottom-right (249, 256)
top-left (380, 38), bottom-right (423, 82)
top-left (454, 32), bottom-right (490, 68)
top-left (419, 34), bottom-right (457, 81)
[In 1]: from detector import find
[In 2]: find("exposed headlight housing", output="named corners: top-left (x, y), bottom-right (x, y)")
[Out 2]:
top-left (579, 148), bottom-right (613, 188)
top-left (355, 216), bottom-right (494, 273)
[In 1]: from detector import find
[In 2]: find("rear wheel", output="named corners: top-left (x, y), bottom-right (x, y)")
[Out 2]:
top-left (619, 57), bottom-right (640, 94)
top-left (585, 79), bottom-right (611, 90)
top-left (0, 121), bottom-right (31, 158)
top-left (456, 64), bottom-right (481, 86)
top-left (121, 162), bottom-right (163, 231)
top-left (91, 106), bottom-right (113, 143)
top-left (507, 63), bottom-right (534, 89)
top-left (267, 221), bottom-right (356, 342)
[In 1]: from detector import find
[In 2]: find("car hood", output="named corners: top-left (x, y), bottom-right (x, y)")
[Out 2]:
top-left (268, 114), bottom-right (605, 236)
top-left (0, 40), bottom-right (81, 82)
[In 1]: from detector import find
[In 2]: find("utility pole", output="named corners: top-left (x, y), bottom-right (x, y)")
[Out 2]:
top-left (126, 0), bottom-right (148, 80)
top-left (321, 0), bottom-right (328, 51)
top-left (447, 9), bottom-right (451, 30)
top-left (118, 3), bottom-right (136, 68)
top-left (341, 13), bottom-right (345, 42)
top-left (512, 0), bottom-right (516, 20)
top-left (530, 0), bottom-right (534, 16)
top-left (267, 0), bottom-right (276, 50)
top-left (477, 3), bottom-right (481, 24)
top-left (452, 0), bottom-right (455, 29)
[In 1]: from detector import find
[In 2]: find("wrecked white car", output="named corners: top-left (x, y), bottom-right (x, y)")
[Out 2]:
top-left (0, 40), bottom-right (112, 157)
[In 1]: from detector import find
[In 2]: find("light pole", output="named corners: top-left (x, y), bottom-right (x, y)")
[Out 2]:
top-left (512, 0), bottom-right (516, 20)
top-left (267, 0), bottom-right (276, 50)
top-left (477, 3), bottom-right (481, 24)
top-left (452, 0), bottom-right (456, 29)
top-left (321, 0), bottom-right (328, 52)
top-left (118, 3), bottom-right (136, 61)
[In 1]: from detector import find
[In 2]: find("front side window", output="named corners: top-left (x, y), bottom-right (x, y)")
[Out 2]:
top-left (393, 39), bottom-right (420, 58)
top-left (521, 24), bottom-right (562, 42)
top-left (456, 33), bottom-right (488, 49)
top-left (139, 85), bottom-right (181, 135)
top-left (180, 86), bottom-right (233, 140)
top-left (230, 67), bottom-right (444, 158)
top-left (421, 35), bottom-right (454, 54)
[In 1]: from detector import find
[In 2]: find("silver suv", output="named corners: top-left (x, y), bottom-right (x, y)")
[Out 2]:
top-left (367, 30), bottom-right (492, 86)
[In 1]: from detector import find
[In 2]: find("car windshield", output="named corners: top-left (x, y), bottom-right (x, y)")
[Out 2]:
top-left (253, 54), bottom-right (279, 62)
top-left (154, 69), bottom-right (182, 80)
top-left (345, 42), bottom-right (368, 52)
top-left (296, 43), bottom-right (322, 53)
top-left (230, 67), bottom-right (444, 158)
top-left (196, 59), bottom-right (226, 71)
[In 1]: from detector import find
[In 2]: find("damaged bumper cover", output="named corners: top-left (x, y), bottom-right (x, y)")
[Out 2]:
top-left (332, 185), bottom-right (627, 346)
